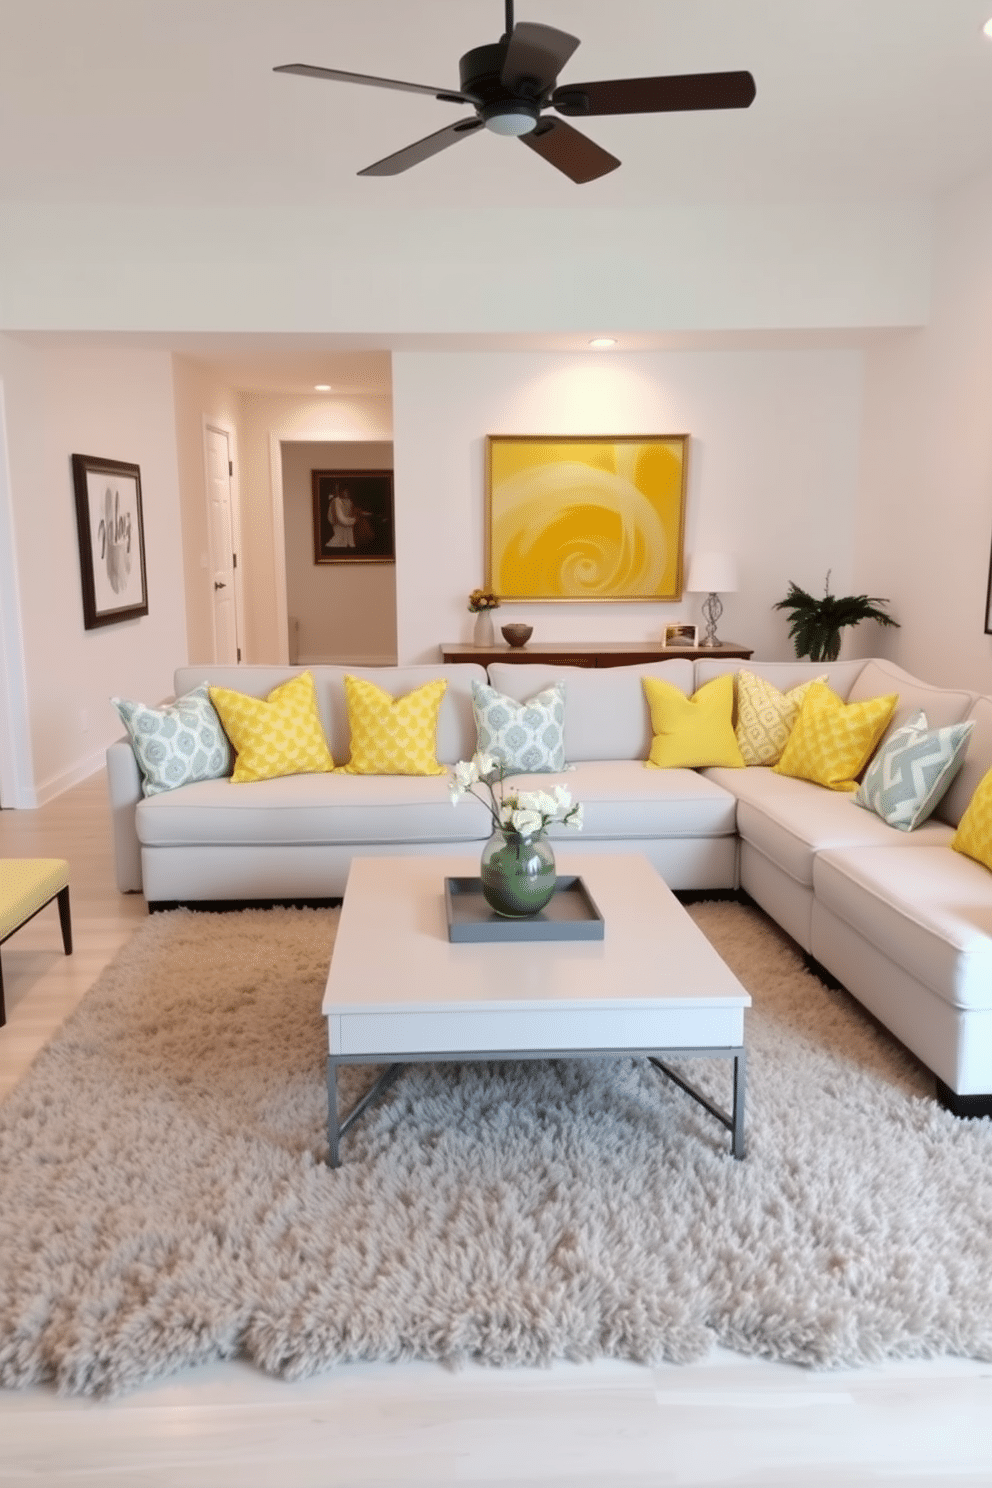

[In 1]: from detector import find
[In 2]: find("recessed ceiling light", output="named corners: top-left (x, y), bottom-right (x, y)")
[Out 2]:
top-left (314, 383), bottom-right (332, 391)
top-left (588, 337), bottom-right (617, 348)
top-left (984, 17), bottom-right (992, 36)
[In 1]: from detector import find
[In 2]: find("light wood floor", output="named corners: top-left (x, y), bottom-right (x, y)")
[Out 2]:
top-left (1, 774), bottom-right (991, 1487)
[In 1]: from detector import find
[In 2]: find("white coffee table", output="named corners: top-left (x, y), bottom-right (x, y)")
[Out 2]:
top-left (322, 852), bottom-right (751, 1166)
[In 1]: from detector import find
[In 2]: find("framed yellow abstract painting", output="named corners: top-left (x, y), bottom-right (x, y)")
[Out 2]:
top-left (486, 435), bottom-right (689, 602)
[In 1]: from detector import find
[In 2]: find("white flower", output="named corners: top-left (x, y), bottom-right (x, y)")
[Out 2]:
top-left (552, 785), bottom-right (572, 811)
top-left (498, 801), bottom-right (515, 827)
top-left (564, 802), bottom-right (584, 831)
top-left (474, 752), bottom-right (500, 781)
top-left (511, 808), bottom-right (543, 838)
top-left (453, 759), bottom-right (478, 789)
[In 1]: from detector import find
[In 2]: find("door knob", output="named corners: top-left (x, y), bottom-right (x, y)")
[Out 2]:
top-left (214, 581), bottom-right (226, 590)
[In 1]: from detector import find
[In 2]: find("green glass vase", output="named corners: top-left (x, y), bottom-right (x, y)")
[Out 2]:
top-left (480, 827), bottom-right (557, 918)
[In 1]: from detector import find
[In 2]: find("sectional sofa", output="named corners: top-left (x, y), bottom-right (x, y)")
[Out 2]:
top-left (106, 657), bottom-right (992, 1114)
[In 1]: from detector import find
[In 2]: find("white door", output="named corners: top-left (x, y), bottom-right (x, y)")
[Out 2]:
top-left (204, 424), bottom-right (240, 664)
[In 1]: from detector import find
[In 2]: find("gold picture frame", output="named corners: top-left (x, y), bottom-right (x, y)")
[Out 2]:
top-left (486, 434), bottom-right (689, 602)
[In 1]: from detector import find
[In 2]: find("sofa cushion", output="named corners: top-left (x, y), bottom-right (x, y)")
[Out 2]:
top-left (486, 661), bottom-right (695, 762)
top-left (337, 675), bottom-right (447, 776)
top-left (951, 765), bottom-right (992, 873)
top-left (643, 674), bottom-right (744, 769)
top-left (506, 760), bottom-right (738, 842)
top-left (936, 696), bottom-right (992, 828)
top-left (135, 771), bottom-right (490, 848)
top-left (734, 670), bottom-right (827, 766)
top-left (814, 844), bottom-right (992, 1011)
top-left (705, 764), bottom-right (953, 887)
top-left (694, 657), bottom-right (867, 698)
top-left (855, 710), bottom-right (975, 831)
top-left (111, 684), bottom-right (231, 796)
top-left (773, 684), bottom-right (896, 792)
top-left (209, 672), bottom-right (334, 783)
top-left (471, 679), bottom-right (567, 774)
top-left (847, 658), bottom-right (974, 740)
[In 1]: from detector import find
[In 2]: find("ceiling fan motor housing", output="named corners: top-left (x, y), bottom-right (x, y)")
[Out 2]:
top-left (459, 42), bottom-right (544, 133)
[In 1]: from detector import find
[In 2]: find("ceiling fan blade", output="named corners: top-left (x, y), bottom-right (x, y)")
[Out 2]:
top-left (274, 64), bottom-right (470, 105)
top-left (553, 70), bottom-right (756, 116)
top-left (357, 118), bottom-right (484, 176)
top-left (520, 118), bottom-right (619, 184)
top-left (501, 22), bottom-right (580, 94)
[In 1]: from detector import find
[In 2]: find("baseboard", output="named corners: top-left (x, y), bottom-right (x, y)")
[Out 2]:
top-left (935, 1079), bottom-right (992, 1120)
top-left (34, 749), bottom-right (107, 807)
top-left (148, 897), bottom-right (343, 914)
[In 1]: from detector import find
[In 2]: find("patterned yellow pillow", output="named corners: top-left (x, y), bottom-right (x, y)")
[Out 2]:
top-left (338, 675), bottom-right (447, 776)
top-left (772, 682), bottom-right (897, 792)
top-left (643, 673), bottom-right (744, 769)
top-left (951, 766), bottom-right (992, 872)
top-left (209, 671), bottom-right (334, 784)
top-left (735, 670), bottom-right (827, 766)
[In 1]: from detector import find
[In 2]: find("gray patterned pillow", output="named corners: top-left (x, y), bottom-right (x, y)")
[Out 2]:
top-left (471, 679), bottom-right (567, 775)
top-left (854, 709), bottom-right (975, 831)
top-left (112, 684), bottom-right (232, 796)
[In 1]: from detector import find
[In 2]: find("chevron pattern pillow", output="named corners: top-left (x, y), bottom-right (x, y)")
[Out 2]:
top-left (472, 679), bottom-right (567, 775)
top-left (854, 709), bottom-right (975, 830)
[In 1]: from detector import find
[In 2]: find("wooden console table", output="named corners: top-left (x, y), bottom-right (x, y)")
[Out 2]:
top-left (440, 641), bottom-right (753, 668)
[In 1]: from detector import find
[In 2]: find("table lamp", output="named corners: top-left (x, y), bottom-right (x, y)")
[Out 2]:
top-left (686, 552), bottom-right (738, 648)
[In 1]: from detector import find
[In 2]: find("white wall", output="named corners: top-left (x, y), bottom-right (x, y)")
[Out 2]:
top-left (0, 336), bottom-right (188, 802)
top-left (236, 392), bottom-right (393, 663)
top-left (392, 349), bottom-right (865, 665)
top-left (281, 440), bottom-right (396, 664)
top-left (856, 165), bottom-right (992, 694)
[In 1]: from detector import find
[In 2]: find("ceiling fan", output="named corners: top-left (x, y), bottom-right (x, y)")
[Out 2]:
top-left (274, 0), bottom-right (756, 185)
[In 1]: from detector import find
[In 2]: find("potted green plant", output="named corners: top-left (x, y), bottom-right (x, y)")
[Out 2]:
top-left (773, 572), bottom-right (899, 662)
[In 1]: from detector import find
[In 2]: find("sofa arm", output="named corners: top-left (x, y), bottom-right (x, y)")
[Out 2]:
top-left (106, 739), bottom-right (144, 892)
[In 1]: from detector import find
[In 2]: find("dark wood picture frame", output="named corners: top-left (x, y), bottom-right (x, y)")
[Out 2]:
top-left (312, 470), bottom-right (395, 564)
top-left (985, 526), bottom-right (992, 635)
top-left (71, 453), bottom-right (148, 630)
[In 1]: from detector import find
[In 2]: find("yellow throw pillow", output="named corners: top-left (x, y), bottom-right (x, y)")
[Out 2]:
top-left (734, 670), bottom-right (828, 766)
top-left (209, 671), bottom-right (334, 784)
top-left (643, 673), bottom-right (744, 769)
top-left (772, 682), bottom-right (897, 792)
top-left (951, 766), bottom-right (992, 873)
top-left (338, 675), bottom-right (447, 776)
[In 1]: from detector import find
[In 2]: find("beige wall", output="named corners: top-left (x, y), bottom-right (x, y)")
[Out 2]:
top-left (0, 336), bottom-right (188, 803)
top-left (281, 441), bottom-right (395, 665)
top-left (391, 348), bottom-right (866, 665)
top-left (856, 166), bottom-right (992, 694)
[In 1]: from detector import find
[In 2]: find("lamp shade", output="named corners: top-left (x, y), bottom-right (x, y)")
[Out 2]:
top-left (686, 551), bottom-right (738, 594)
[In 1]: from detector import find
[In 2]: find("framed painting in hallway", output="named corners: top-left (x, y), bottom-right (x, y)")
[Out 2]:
top-left (71, 453), bottom-right (148, 629)
top-left (312, 471), bottom-right (395, 563)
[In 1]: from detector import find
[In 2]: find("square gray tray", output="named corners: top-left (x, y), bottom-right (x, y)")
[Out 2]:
top-left (444, 874), bottom-right (605, 942)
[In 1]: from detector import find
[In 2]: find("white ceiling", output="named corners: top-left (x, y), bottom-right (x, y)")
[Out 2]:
top-left (5, 0), bottom-right (992, 388)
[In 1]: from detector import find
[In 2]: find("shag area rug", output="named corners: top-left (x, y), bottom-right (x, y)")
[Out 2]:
top-left (2, 900), bottom-right (992, 1397)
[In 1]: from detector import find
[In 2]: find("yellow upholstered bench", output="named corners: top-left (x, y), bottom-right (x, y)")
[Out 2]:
top-left (0, 859), bottom-right (72, 1026)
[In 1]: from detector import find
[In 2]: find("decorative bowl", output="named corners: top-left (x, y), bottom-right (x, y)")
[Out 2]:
top-left (501, 623), bottom-right (533, 648)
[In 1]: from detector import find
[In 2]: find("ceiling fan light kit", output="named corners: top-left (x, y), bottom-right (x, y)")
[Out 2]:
top-left (274, 0), bottom-right (755, 184)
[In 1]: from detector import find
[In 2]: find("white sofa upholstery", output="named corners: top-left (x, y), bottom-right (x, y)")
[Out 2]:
top-left (105, 655), bottom-right (992, 1110)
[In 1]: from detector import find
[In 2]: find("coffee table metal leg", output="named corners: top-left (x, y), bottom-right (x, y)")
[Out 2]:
top-left (327, 1059), bottom-right (405, 1168)
top-left (648, 1047), bottom-right (746, 1159)
top-left (731, 1050), bottom-right (746, 1160)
